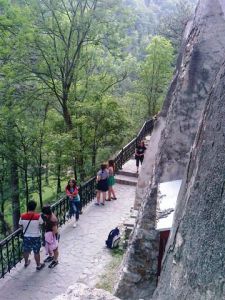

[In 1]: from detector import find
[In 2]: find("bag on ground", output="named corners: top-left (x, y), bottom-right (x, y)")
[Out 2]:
top-left (106, 227), bottom-right (120, 249)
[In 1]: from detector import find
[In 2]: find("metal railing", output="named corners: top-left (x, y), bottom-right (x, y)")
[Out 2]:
top-left (0, 118), bottom-right (154, 279)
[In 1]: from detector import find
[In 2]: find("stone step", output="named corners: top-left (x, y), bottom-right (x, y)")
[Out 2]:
top-left (115, 174), bottom-right (138, 186)
top-left (117, 170), bottom-right (138, 178)
top-left (124, 217), bottom-right (136, 227)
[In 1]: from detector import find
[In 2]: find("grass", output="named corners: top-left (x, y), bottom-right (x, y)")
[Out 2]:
top-left (95, 247), bottom-right (125, 293)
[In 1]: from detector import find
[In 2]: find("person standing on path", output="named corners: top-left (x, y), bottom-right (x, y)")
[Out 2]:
top-left (96, 163), bottom-right (109, 206)
top-left (19, 200), bottom-right (45, 271)
top-left (135, 140), bottom-right (147, 173)
top-left (41, 205), bottom-right (59, 268)
top-left (106, 160), bottom-right (117, 201)
top-left (65, 179), bottom-right (80, 228)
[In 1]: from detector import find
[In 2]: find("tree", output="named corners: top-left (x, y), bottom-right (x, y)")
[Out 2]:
top-left (139, 36), bottom-right (174, 116)
top-left (158, 0), bottom-right (197, 50)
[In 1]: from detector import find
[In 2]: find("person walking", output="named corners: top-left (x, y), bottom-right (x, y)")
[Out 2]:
top-left (65, 179), bottom-right (80, 228)
top-left (106, 160), bottom-right (117, 201)
top-left (19, 200), bottom-right (45, 270)
top-left (96, 163), bottom-right (109, 206)
top-left (135, 140), bottom-right (147, 173)
top-left (41, 205), bottom-right (59, 268)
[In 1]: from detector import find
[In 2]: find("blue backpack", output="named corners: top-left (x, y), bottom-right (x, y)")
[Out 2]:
top-left (106, 227), bottom-right (120, 249)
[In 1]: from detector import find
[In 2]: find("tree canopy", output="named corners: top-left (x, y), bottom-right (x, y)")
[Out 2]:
top-left (0, 0), bottom-right (197, 237)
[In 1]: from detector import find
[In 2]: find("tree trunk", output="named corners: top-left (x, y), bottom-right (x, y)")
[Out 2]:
top-left (78, 125), bottom-right (86, 181)
top-left (92, 144), bottom-right (97, 168)
top-left (45, 163), bottom-right (49, 185)
top-left (37, 152), bottom-right (43, 208)
top-left (56, 163), bottom-right (61, 194)
top-left (73, 158), bottom-right (78, 180)
top-left (24, 162), bottom-right (29, 209)
top-left (62, 103), bottom-right (73, 131)
top-left (10, 161), bottom-right (20, 230)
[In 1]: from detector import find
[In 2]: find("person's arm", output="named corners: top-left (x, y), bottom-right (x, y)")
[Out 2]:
top-left (96, 171), bottom-right (101, 182)
top-left (66, 187), bottom-right (73, 198)
top-left (71, 187), bottom-right (78, 196)
top-left (135, 147), bottom-right (139, 157)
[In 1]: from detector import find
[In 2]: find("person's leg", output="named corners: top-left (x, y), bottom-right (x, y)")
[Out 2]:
top-left (102, 191), bottom-right (106, 205)
top-left (74, 202), bottom-right (79, 221)
top-left (78, 201), bottom-right (82, 214)
top-left (23, 252), bottom-right (30, 266)
top-left (96, 190), bottom-right (100, 204)
top-left (22, 237), bottom-right (31, 267)
top-left (107, 186), bottom-right (112, 200)
top-left (33, 237), bottom-right (45, 270)
top-left (71, 201), bottom-right (77, 227)
top-left (69, 200), bottom-right (73, 218)
top-left (140, 156), bottom-right (144, 165)
top-left (53, 248), bottom-right (59, 262)
top-left (34, 252), bottom-right (41, 266)
top-left (49, 247), bottom-right (59, 268)
top-left (111, 186), bottom-right (116, 199)
top-left (136, 157), bottom-right (140, 172)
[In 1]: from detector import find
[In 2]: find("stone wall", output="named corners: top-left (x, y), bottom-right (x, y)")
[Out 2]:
top-left (153, 60), bottom-right (225, 300)
top-left (115, 0), bottom-right (225, 299)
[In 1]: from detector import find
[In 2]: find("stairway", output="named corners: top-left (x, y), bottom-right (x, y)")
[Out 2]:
top-left (115, 159), bottom-right (138, 186)
top-left (115, 135), bottom-right (150, 186)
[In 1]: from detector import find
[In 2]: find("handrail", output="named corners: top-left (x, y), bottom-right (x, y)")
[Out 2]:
top-left (0, 118), bottom-right (154, 278)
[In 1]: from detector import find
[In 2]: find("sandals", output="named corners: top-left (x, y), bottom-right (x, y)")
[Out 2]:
top-left (36, 263), bottom-right (45, 271)
top-left (44, 256), bottom-right (54, 263)
top-left (111, 197), bottom-right (117, 200)
top-left (48, 260), bottom-right (58, 268)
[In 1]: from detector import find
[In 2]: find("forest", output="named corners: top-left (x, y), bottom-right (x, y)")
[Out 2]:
top-left (0, 0), bottom-right (197, 238)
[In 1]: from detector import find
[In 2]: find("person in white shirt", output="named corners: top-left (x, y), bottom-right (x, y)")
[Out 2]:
top-left (19, 200), bottom-right (45, 270)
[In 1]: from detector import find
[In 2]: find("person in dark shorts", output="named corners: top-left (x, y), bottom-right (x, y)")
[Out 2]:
top-left (42, 205), bottom-right (59, 268)
top-left (19, 200), bottom-right (45, 270)
top-left (135, 140), bottom-right (147, 173)
top-left (96, 163), bottom-right (109, 206)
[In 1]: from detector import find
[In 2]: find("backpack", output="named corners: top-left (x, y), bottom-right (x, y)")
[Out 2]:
top-left (106, 227), bottom-right (120, 249)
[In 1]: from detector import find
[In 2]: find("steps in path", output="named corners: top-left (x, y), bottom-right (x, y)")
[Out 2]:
top-left (115, 174), bottom-right (138, 186)
top-left (115, 158), bottom-right (138, 186)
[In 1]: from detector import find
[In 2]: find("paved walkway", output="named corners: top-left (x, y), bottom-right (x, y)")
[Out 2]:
top-left (0, 161), bottom-right (137, 300)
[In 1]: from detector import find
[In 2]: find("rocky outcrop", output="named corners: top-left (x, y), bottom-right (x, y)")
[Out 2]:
top-left (53, 284), bottom-right (119, 300)
top-left (153, 60), bottom-right (225, 300)
top-left (115, 0), bottom-right (225, 299)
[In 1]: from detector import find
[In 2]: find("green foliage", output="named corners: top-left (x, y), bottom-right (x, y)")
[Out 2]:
top-left (139, 36), bottom-right (174, 116)
top-left (0, 0), bottom-right (187, 233)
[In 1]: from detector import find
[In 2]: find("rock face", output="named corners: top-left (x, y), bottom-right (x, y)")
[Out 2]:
top-left (153, 60), bottom-right (225, 300)
top-left (53, 284), bottom-right (119, 300)
top-left (115, 0), bottom-right (225, 299)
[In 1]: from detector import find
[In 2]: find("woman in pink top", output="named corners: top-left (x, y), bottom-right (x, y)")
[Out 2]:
top-left (65, 179), bottom-right (80, 227)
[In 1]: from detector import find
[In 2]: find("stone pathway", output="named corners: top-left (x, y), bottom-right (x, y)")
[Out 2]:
top-left (0, 160), bottom-right (137, 300)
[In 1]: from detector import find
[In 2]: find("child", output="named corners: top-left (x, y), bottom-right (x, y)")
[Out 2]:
top-left (42, 205), bottom-right (59, 268)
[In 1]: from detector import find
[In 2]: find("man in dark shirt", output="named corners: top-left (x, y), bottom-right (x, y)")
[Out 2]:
top-left (135, 140), bottom-right (147, 173)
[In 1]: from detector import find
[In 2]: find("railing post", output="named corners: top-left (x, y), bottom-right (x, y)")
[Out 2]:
top-left (121, 148), bottom-right (124, 168)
